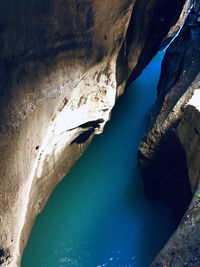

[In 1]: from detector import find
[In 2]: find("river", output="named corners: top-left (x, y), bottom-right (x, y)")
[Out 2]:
top-left (22, 51), bottom-right (175, 267)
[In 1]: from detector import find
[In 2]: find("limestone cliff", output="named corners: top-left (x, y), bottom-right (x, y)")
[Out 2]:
top-left (0, 0), bottom-right (185, 266)
top-left (138, 1), bottom-right (200, 265)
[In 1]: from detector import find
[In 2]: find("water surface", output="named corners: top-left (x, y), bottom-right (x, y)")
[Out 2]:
top-left (22, 52), bottom-right (175, 267)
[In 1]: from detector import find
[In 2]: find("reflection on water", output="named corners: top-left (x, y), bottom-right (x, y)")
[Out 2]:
top-left (22, 52), bottom-right (175, 267)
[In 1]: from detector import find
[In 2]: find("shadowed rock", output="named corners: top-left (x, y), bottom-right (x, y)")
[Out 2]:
top-left (138, 2), bottom-right (200, 265)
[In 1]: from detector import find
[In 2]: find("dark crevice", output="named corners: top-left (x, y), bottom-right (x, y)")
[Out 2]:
top-left (68, 119), bottom-right (104, 132)
top-left (70, 119), bottom-right (104, 144)
top-left (77, 119), bottom-right (104, 129)
top-left (0, 248), bottom-right (11, 265)
top-left (116, 0), bottom-right (186, 89)
top-left (138, 129), bottom-right (193, 224)
top-left (71, 128), bottom-right (95, 144)
top-left (126, 0), bottom-right (186, 86)
top-left (157, 49), bottom-right (186, 104)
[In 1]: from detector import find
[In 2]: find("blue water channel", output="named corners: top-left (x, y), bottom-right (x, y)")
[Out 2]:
top-left (22, 51), bottom-right (175, 267)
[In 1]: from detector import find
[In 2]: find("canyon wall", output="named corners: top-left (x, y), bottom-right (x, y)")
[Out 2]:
top-left (0, 0), bottom-right (186, 266)
top-left (138, 3), bottom-right (200, 265)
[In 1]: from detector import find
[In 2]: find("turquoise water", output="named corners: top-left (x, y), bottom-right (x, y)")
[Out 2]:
top-left (22, 52), bottom-right (175, 267)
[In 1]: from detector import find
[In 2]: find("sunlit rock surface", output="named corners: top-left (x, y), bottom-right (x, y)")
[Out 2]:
top-left (0, 0), bottom-right (185, 266)
top-left (138, 3), bottom-right (200, 265)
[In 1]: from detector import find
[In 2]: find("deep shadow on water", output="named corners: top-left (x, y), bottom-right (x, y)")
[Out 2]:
top-left (22, 52), bottom-right (175, 267)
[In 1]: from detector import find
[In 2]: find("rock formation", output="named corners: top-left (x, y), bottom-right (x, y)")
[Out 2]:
top-left (0, 0), bottom-right (186, 266)
top-left (138, 1), bottom-right (200, 265)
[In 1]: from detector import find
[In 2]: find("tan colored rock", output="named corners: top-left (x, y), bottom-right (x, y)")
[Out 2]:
top-left (0, 0), bottom-right (186, 266)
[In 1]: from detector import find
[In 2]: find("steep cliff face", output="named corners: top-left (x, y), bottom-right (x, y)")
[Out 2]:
top-left (138, 3), bottom-right (200, 265)
top-left (0, 1), bottom-right (186, 266)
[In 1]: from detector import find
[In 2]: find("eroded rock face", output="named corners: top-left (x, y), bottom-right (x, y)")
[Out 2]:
top-left (138, 3), bottom-right (200, 265)
top-left (0, 0), bottom-right (186, 266)
top-left (149, 86), bottom-right (200, 267)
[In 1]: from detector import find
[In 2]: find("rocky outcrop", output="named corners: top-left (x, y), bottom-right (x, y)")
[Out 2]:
top-left (0, 0), bottom-right (186, 266)
top-left (116, 0), bottom-right (187, 92)
top-left (138, 2), bottom-right (200, 265)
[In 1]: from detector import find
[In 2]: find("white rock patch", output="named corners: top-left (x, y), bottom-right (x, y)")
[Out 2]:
top-left (188, 89), bottom-right (200, 111)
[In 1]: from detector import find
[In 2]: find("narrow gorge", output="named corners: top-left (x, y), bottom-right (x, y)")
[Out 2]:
top-left (22, 51), bottom-right (175, 267)
top-left (0, 0), bottom-right (199, 266)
